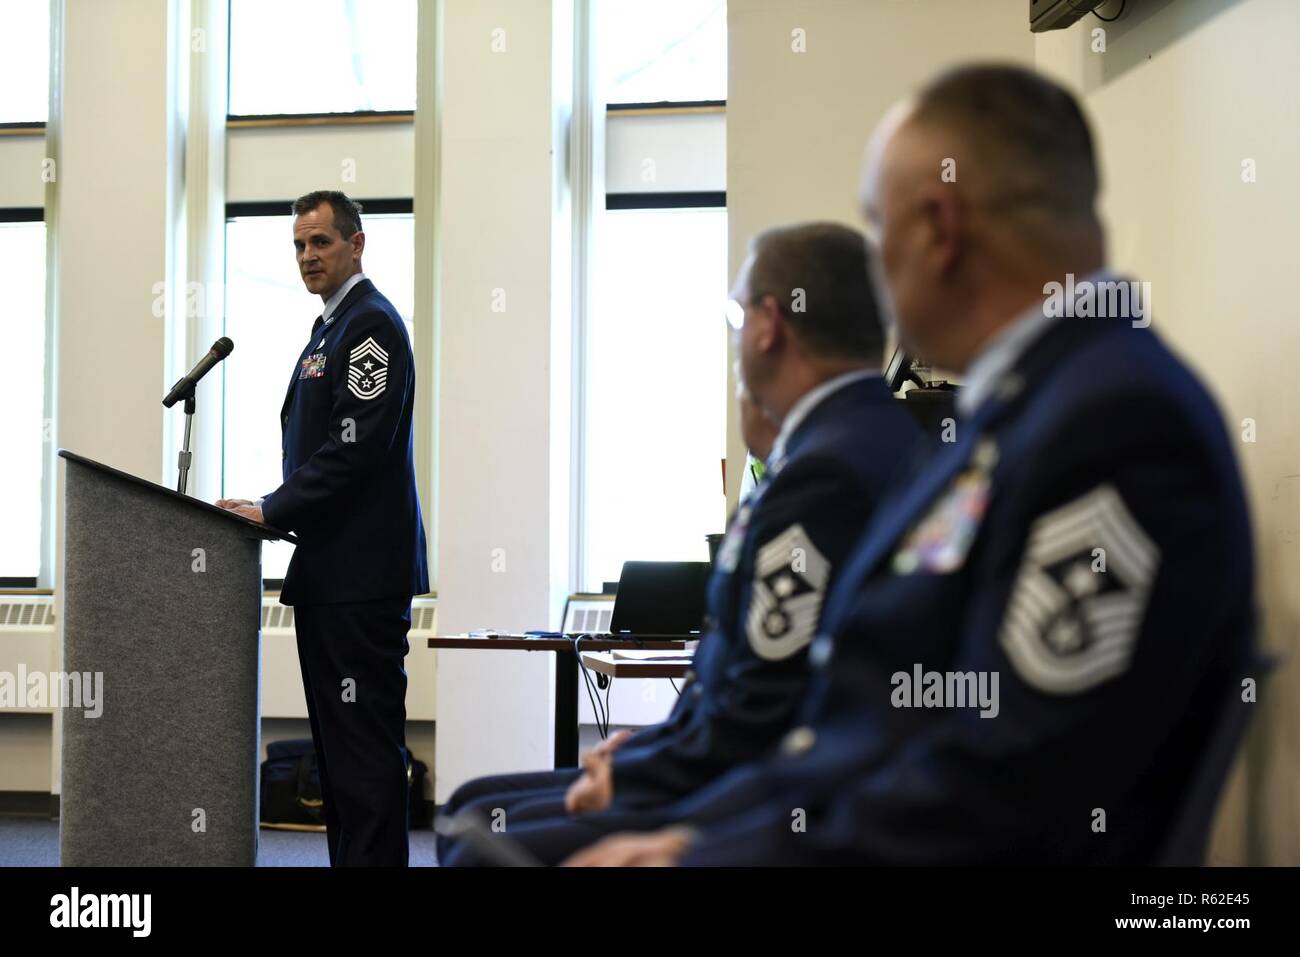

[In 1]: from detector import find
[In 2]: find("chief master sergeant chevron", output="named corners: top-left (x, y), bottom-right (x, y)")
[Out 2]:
top-left (218, 189), bottom-right (429, 867)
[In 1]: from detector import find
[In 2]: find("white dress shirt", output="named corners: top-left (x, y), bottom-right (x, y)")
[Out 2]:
top-left (956, 267), bottom-right (1116, 418)
top-left (766, 368), bottom-right (881, 471)
top-left (320, 271), bottom-right (368, 325)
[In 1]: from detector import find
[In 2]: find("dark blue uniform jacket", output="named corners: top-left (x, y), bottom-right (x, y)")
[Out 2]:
top-left (262, 278), bottom-right (429, 606)
top-left (607, 375), bottom-right (925, 808)
top-left (673, 306), bottom-right (1256, 865)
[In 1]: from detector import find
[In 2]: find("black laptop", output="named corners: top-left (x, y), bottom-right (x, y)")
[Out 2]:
top-left (603, 556), bottom-right (717, 639)
top-left (473, 560), bottom-right (711, 641)
top-left (600, 560), bottom-right (712, 639)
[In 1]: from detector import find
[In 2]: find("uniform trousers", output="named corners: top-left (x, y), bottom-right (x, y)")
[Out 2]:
top-left (294, 597), bottom-right (413, 866)
top-left (435, 768), bottom-right (580, 863)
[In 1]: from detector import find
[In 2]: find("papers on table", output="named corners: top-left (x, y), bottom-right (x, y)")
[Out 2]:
top-left (609, 649), bottom-right (695, 662)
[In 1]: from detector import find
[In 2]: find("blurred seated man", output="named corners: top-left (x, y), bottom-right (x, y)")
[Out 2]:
top-left (566, 64), bottom-right (1257, 867)
top-left (434, 383), bottom-right (778, 861)
top-left (438, 223), bottom-right (926, 866)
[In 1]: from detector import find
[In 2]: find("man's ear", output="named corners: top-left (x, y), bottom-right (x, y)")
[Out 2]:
top-left (754, 295), bottom-right (785, 353)
top-left (351, 230), bottom-right (366, 262)
top-left (919, 183), bottom-right (962, 275)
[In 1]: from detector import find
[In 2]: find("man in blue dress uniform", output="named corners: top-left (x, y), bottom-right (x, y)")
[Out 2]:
top-left (439, 223), bottom-right (926, 865)
top-left (558, 65), bottom-right (1257, 866)
top-left (220, 190), bottom-right (429, 866)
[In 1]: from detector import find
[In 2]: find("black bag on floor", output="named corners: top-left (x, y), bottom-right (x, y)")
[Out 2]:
top-left (260, 739), bottom-right (326, 830)
top-left (260, 738), bottom-right (432, 831)
top-left (407, 754), bottom-right (431, 830)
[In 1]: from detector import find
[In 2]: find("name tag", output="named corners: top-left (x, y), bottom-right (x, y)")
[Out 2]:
top-left (299, 353), bottom-right (327, 379)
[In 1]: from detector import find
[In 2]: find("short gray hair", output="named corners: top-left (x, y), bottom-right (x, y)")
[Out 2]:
top-left (745, 222), bottom-right (885, 362)
top-left (910, 63), bottom-right (1100, 224)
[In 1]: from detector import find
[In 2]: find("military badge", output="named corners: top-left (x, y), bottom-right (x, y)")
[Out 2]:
top-left (298, 353), bottom-right (327, 379)
top-left (892, 438), bottom-right (999, 575)
top-left (716, 503), bottom-right (751, 573)
top-left (999, 483), bottom-right (1159, 694)
top-left (347, 337), bottom-right (389, 400)
top-left (746, 524), bottom-right (829, 660)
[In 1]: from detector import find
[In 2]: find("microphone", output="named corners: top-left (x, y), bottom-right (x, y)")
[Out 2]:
top-left (163, 337), bottom-right (234, 407)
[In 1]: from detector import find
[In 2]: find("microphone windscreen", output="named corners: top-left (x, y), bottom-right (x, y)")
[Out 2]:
top-left (212, 337), bottom-right (234, 358)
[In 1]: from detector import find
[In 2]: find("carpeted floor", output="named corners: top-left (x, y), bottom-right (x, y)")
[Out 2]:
top-left (0, 817), bottom-right (439, 866)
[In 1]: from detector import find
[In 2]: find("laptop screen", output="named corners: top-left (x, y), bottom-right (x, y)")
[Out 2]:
top-left (607, 561), bottom-right (712, 637)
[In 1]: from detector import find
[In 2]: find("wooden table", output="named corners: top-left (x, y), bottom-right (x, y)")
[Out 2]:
top-left (427, 635), bottom-right (690, 767)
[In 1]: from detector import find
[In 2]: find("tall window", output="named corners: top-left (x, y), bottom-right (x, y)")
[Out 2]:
top-left (227, 0), bottom-right (417, 116)
top-left (0, 219), bottom-right (48, 583)
top-left (0, 0), bottom-right (50, 124)
top-left (580, 1), bottom-right (728, 589)
top-left (225, 0), bottom-right (419, 584)
top-left (223, 209), bottom-right (415, 581)
top-left (0, 0), bottom-right (50, 584)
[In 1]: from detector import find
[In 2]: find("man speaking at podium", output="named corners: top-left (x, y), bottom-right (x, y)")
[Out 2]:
top-left (219, 189), bottom-right (429, 866)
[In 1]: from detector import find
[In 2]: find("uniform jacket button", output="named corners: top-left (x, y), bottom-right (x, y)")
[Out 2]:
top-left (808, 635), bottom-right (832, 669)
top-left (781, 726), bottom-right (816, 757)
top-left (683, 669), bottom-right (697, 683)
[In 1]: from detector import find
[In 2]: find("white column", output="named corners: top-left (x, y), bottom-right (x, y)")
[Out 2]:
top-left (47, 0), bottom-right (188, 796)
top-left (414, 0), bottom-right (443, 580)
top-left (179, 0), bottom-right (229, 503)
top-left (51, 0), bottom-right (186, 480)
top-left (434, 0), bottom-right (574, 800)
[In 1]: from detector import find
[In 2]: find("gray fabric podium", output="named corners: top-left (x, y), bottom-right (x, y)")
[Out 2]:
top-left (57, 450), bottom-right (294, 866)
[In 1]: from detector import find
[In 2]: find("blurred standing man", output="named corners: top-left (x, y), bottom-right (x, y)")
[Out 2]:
top-left (219, 190), bottom-right (429, 867)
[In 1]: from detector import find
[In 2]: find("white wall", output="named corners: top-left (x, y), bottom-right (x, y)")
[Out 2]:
top-left (226, 124), bottom-right (415, 202)
top-left (605, 111), bottom-right (725, 193)
top-left (0, 135), bottom-right (45, 207)
top-left (1036, 0), bottom-right (1300, 865)
top-left (724, 0), bottom-right (1035, 504)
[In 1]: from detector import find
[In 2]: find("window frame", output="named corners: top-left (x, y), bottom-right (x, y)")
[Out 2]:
top-left (0, 206), bottom-right (49, 588)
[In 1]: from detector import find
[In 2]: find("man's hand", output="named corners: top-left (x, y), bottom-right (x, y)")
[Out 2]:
top-left (590, 728), bottom-right (633, 759)
top-left (562, 828), bottom-right (694, 867)
top-left (217, 499), bottom-right (264, 524)
top-left (564, 730), bottom-right (632, 815)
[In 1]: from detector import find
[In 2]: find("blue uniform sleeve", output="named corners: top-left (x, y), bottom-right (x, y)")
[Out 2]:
top-left (678, 388), bottom-right (1254, 865)
top-left (609, 455), bottom-right (884, 808)
top-left (261, 310), bottom-right (411, 532)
